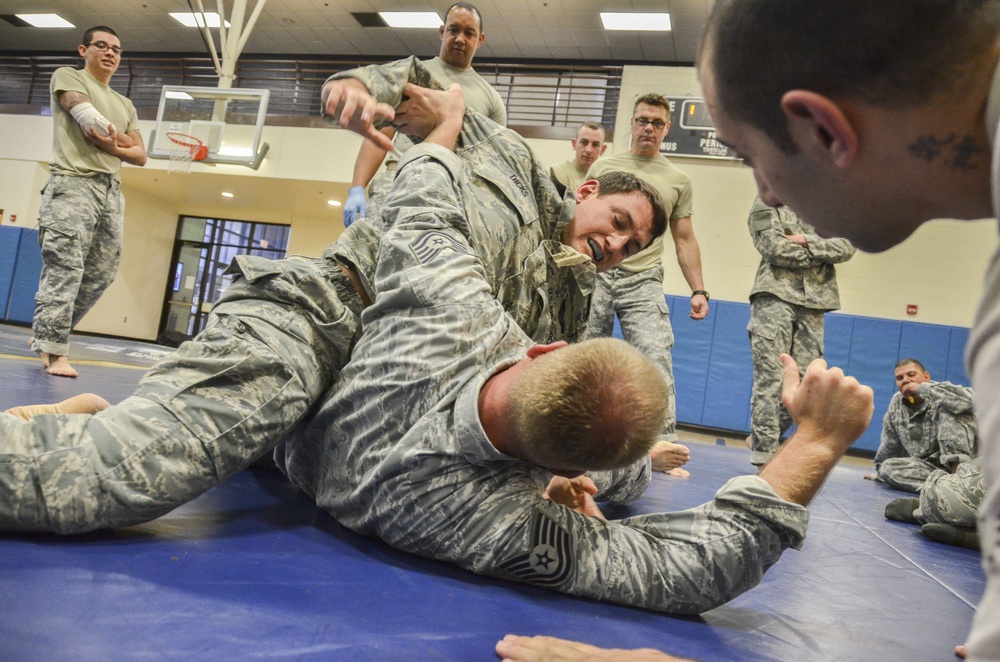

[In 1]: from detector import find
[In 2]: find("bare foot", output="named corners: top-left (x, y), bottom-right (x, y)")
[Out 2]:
top-left (41, 353), bottom-right (78, 378)
top-left (666, 467), bottom-right (691, 478)
top-left (744, 434), bottom-right (753, 449)
top-left (650, 441), bottom-right (690, 472)
top-left (496, 634), bottom-right (692, 661)
top-left (955, 644), bottom-right (967, 658)
top-left (863, 473), bottom-right (876, 481)
top-left (5, 393), bottom-right (110, 420)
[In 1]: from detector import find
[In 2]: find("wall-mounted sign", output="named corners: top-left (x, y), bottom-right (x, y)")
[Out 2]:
top-left (658, 98), bottom-right (739, 161)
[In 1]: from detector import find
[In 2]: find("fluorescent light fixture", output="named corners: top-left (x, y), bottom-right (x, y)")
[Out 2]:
top-left (327, 200), bottom-right (342, 207)
top-left (217, 146), bottom-right (253, 157)
top-left (169, 12), bottom-right (231, 28)
top-left (221, 191), bottom-right (234, 198)
top-left (379, 12), bottom-right (442, 28)
top-left (15, 13), bottom-right (75, 28)
top-left (600, 12), bottom-right (671, 31)
top-left (165, 91), bottom-right (194, 100)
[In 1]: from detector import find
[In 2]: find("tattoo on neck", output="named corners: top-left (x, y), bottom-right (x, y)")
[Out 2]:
top-left (908, 133), bottom-right (985, 171)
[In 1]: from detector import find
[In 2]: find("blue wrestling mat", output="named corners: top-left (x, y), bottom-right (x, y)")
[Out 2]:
top-left (0, 324), bottom-right (983, 661)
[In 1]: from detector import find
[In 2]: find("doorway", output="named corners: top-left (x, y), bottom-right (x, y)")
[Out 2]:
top-left (159, 216), bottom-right (290, 341)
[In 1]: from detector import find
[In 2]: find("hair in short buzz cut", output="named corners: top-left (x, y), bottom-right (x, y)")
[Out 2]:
top-left (82, 26), bottom-right (118, 46)
top-left (895, 358), bottom-right (927, 373)
top-left (593, 171), bottom-right (668, 242)
top-left (700, 0), bottom-right (1000, 154)
top-left (579, 121), bottom-right (605, 135)
top-left (509, 338), bottom-right (668, 472)
top-left (446, 2), bottom-right (483, 33)
top-left (633, 93), bottom-right (670, 115)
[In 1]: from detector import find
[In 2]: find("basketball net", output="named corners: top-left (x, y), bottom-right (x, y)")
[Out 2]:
top-left (166, 132), bottom-right (207, 174)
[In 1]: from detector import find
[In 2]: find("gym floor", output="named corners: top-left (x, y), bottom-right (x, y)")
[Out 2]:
top-left (0, 323), bottom-right (982, 661)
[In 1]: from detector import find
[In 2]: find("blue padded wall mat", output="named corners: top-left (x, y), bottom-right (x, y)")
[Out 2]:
top-left (700, 301), bottom-right (753, 432)
top-left (0, 225), bottom-right (23, 319)
top-left (669, 294), bottom-right (715, 424)
top-left (7, 227), bottom-right (42, 323)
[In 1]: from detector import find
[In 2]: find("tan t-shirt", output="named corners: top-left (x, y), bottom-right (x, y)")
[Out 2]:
top-left (586, 151), bottom-right (693, 273)
top-left (389, 56), bottom-right (507, 159)
top-left (49, 67), bottom-right (140, 178)
top-left (549, 159), bottom-right (589, 195)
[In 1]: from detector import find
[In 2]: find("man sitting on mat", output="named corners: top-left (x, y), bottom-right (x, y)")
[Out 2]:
top-left (865, 358), bottom-right (978, 493)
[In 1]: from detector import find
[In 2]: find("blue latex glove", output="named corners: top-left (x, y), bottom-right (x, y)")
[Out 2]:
top-left (343, 186), bottom-right (367, 227)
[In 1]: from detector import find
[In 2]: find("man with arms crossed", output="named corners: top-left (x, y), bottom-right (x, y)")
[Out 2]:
top-left (32, 26), bottom-right (147, 378)
top-left (342, 2), bottom-right (505, 227)
top-left (747, 197), bottom-right (855, 467)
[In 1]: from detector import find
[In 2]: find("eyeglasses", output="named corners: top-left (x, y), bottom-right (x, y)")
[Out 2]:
top-left (633, 117), bottom-right (667, 129)
top-left (86, 41), bottom-right (123, 56)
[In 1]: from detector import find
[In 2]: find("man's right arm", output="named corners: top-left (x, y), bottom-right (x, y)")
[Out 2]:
top-left (343, 130), bottom-right (395, 227)
top-left (758, 355), bottom-right (873, 505)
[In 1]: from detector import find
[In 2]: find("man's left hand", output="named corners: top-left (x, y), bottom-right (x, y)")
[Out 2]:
top-left (394, 82), bottom-right (465, 147)
top-left (543, 476), bottom-right (605, 519)
top-left (690, 294), bottom-right (709, 319)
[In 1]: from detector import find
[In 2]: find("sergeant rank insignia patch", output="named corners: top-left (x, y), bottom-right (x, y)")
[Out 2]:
top-left (498, 509), bottom-right (574, 587)
top-left (410, 230), bottom-right (468, 264)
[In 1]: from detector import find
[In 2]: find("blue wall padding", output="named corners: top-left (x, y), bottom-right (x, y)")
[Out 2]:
top-left (611, 295), bottom-right (971, 453)
top-left (0, 226), bottom-right (23, 319)
top-left (6, 228), bottom-right (41, 323)
top-left (844, 317), bottom-right (905, 451)
top-left (900, 322), bottom-right (954, 378)
top-left (946, 327), bottom-right (971, 385)
top-left (669, 294), bottom-right (715, 424)
top-left (700, 301), bottom-right (754, 432)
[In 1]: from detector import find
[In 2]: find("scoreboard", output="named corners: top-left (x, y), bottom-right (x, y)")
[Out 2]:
top-left (656, 97), bottom-right (739, 161)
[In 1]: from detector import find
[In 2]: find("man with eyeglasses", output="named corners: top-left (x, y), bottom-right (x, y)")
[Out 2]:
top-left (31, 25), bottom-right (146, 378)
top-left (584, 93), bottom-right (710, 475)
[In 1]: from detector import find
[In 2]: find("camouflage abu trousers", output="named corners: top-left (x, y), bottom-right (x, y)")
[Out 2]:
top-left (877, 455), bottom-right (949, 493)
top-left (31, 174), bottom-right (124, 357)
top-left (748, 295), bottom-right (825, 466)
top-left (917, 457), bottom-right (984, 528)
top-left (0, 256), bottom-right (361, 534)
top-left (585, 265), bottom-right (676, 441)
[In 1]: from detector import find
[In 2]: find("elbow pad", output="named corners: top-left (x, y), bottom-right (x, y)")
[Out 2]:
top-left (69, 102), bottom-right (112, 136)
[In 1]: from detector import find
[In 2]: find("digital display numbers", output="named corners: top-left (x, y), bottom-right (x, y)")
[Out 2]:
top-left (657, 97), bottom-right (739, 161)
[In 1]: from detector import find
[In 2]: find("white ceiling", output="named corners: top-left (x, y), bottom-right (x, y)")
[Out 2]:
top-left (1, 0), bottom-right (711, 64)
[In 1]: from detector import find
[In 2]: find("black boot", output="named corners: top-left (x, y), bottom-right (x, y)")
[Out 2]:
top-left (920, 523), bottom-right (980, 551)
top-left (884, 497), bottom-right (920, 524)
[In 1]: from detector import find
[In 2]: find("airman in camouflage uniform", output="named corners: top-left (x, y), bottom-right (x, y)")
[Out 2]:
top-left (747, 197), bottom-right (855, 466)
top-left (874, 366), bottom-right (979, 493)
top-left (32, 26), bottom-right (147, 378)
top-left (275, 137), bottom-right (813, 615)
top-left (0, 57), bottom-right (661, 534)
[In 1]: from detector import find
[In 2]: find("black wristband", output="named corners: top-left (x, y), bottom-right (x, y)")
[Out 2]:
top-left (691, 290), bottom-right (709, 301)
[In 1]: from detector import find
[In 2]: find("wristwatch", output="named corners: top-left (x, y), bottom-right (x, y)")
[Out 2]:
top-left (691, 290), bottom-right (710, 301)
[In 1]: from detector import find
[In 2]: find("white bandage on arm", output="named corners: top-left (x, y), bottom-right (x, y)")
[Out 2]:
top-left (69, 102), bottom-right (112, 136)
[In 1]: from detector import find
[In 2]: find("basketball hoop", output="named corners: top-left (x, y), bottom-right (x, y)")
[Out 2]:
top-left (166, 131), bottom-right (208, 174)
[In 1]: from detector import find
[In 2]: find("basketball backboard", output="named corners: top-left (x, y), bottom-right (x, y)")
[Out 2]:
top-left (148, 86), bottom-right (270, 169)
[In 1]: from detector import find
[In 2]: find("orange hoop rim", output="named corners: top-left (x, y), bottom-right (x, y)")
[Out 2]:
top-left (166, 131), bottom-right (208, 161)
